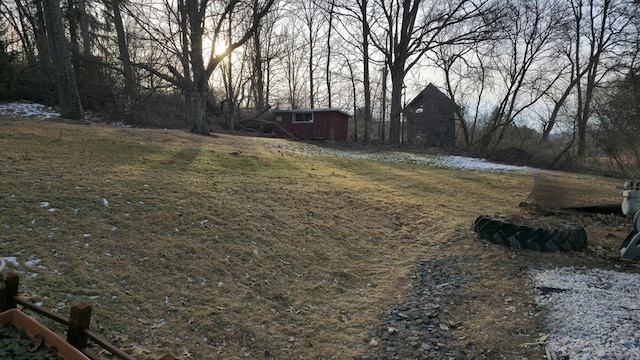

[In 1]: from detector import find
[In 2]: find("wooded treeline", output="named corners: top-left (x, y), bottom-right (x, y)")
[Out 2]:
top-left (0, 0), bottom-right (639, 171)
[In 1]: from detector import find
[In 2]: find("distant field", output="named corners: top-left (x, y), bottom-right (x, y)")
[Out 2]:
top-left (0, 118), bottom-right (632, 359)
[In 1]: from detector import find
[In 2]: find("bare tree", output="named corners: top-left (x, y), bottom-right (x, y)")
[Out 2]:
top-left (323, 0), bottom-right (336, 108)
top-left (43, 0), bottom-right (83, 119)
top-left (335, 0), bottom-right (374, 143)
top-left (473, 0), bottom-right (566, 149)
top-left (571, 0), bottom-right (634, 156)
top-left (431, 43), bottom-right (490, 148)
top-left (67, 0), bottom-right (92, 58)
top-left (107, 0), bottom-right (137, 120)
top-left (292, 0), bottom-right (323, 109)
top-left (132, 0), bottom-right (274, 135)
top-left (1, 0), bottom-right (36, 65)
top-left (370, 0), bottom-right (496, 147)
top-left (1, 0), bottom-right (57, 100)
top-left (220, 8), bottom-right (255, 130)
top-left (248, 1), bottom-right (282, 109)
top-left (276, 22), bottom-right (305, 109)
top-left (591, 9), bottom-right (640, 174)
top-left (250, 26), bottom-right (266, 109)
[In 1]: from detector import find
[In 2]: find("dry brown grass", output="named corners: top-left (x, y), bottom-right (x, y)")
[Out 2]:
top-left (0, 117), bottom-right (637, 359)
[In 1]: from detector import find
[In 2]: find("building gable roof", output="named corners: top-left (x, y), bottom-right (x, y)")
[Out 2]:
top-left (405, 83), bottom-right (456, 111)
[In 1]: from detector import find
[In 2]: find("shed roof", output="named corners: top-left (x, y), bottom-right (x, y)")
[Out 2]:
top-left (404, 83), bottom-right (456, 111)
top-left (274, 108), bottom-right (352, 118)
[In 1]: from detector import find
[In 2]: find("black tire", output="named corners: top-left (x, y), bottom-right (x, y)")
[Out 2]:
top-left (473, 215), bottom-right (587, 252)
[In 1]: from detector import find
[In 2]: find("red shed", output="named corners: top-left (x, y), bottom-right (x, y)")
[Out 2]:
top-left (272, 109), bottom-right (350, 140)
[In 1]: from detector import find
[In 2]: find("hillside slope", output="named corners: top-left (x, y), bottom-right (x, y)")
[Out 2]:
top-left (0, 118), bottom-right (632, 359)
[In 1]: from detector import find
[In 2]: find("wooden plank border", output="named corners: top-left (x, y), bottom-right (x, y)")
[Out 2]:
top-left (1, 272), bottom-right (176, 360)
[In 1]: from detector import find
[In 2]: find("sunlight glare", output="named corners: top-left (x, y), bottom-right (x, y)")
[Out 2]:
top-left (203, 36), bottom-right (228, 60)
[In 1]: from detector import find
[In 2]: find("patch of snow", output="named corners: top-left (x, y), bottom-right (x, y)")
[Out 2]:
top-left (48, 208), bottom-right (57, 213)
top-left (102, 198), bottom-right (109, 206)
top-left (40, 201), bottom-right (50, 207)
top-left (2, 257), bottom-right (19, 266)
top-left (266, 143), bottom-right (531, 173)
top-left (25, 258), bottom-right (41, 267)
top-left (438, 155), bottom-right (529, 171)
top-left (531, 267), bottom-right (640, 359)
top-left (0, 102), bottom-right (60, 119)
top-left (0, 101), bottom-right (134, 127)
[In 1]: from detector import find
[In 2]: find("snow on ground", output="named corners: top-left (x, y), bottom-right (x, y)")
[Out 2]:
top-left (268, 142), bottom-right (532, 173)
top-left (7, 101), bottom-right (633, 359)
top-left (0, 102), bottom-right (60, 119)
top-left (0, 101), bottom-right (131, 127)
top-left (1, 101), bottom-right (529, 172)
top-left (438, 154), bottom-right (529, 171)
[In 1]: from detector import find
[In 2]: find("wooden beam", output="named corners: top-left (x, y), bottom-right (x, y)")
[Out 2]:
top-left (67, 303), bottom-right (92, 349)
top-left (2, 272), bottom-right (19, 311)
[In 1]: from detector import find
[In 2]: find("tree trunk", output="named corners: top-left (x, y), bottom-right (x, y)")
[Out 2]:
top-left (443, 68), bottom-right (470, 147)
top-left (325, 0), bottom-right (335, 108)
top-left (12, 0), bottom-right (37, 66)
top-left (380, 63), bottom-right (388, 145)
top-left (188, 88), bottom-right (208, 134)
top-left (34, 1), bottom-right (53, 85)
top-left (225, 14), bottom-right (236, 132)
top-left (184, 0), bottom-right (210, 135)
top-left (43, 0), bottom-right (83, 119)
top-left (578, 69), bottom-right (597, 156)
top-left (77, 0), bottom-right (91, 56)
top-left (361, 0), bottom-right (372, 144)
top-left (253, 29), bottom-right (265, 109)
top-left (308, 25), bottom-right (315, 109)
top-left (111, 0), bottom-right (136, 119)
top-left (389, 67), bottom-right (404, 147)
top-left (344, 56), bottom-right (358, 142)
top-left (541, 90), bottom-right (571, 142)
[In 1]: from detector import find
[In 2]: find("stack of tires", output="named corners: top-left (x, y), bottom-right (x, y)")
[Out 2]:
top-left (473, 215), bottom-right (587, 252)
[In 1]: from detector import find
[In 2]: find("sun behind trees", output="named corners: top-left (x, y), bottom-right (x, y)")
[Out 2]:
top-left (0, 0), bottom-right (639, 173)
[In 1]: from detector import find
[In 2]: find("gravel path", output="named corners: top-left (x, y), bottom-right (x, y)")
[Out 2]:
top-left (356, 260), bottom-right (640, 360)
top-left (359, 258), bottom-right (476, 360)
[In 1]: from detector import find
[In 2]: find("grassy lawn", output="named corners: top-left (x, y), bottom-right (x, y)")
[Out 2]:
top-left (0, 118), bottom-right (630, 359)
